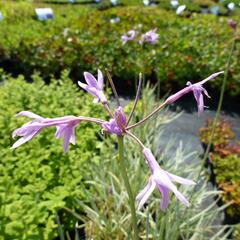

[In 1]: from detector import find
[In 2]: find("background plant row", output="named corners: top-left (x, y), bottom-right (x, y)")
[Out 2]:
top-left (199, 120), bottom-right (240, 227)
top-left (0, 1), bottom-right (240, 96)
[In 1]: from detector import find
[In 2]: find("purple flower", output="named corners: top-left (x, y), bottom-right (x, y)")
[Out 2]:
top-left (136, 148), bottom-right (195, 211)
top-left (78, 69), bottom-right (107, 104)
top-left (228, 19), bottom-right (237, 31)
top-left (115, 106), bottom-right (127, 129)
top-left (165, 71), bottom-right (224, 115)
top-left (102, 107), bottom-right (127, 135)
top-left (121, 30), bottom-right (138, 45)
top-left (11, 111), bottom-right (81, 152)
top-left (140, 29), bottom-right (159, 45)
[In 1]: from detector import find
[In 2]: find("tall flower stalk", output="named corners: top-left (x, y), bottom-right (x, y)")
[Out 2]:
top-left (118, 136), bottom-right (139, 240)
top-left (195, 20), bottom-right (238, 183)
top-left (11, 68), bottom-right (223, 237)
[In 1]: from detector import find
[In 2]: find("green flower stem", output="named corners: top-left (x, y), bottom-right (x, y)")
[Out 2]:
top-left (118, 136), bottom-right (139, 240)
top-left (201, 37), bottom-right (236, 168)
top-left (185, 37), bottom-right (236, 232)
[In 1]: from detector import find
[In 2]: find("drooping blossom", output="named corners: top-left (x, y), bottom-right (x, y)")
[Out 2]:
top-left (139, 29), bottom-right (159, 45)
top-left (228, 19), bottom-right (237, 31)
top-left (11, 111), bottom-right (82, 152)
top-left (136, 148), bottom-right (195, 210)
top-left (121, 30), bottom-right (138, 45)
top-left (78, 69), bottom-right (107, 104)
top-left (102, 107), bottom-right (127, 135)
top-left (11, 111), bottom-right (104, 152)
top-left (165, 71), bottom-right (224, 115)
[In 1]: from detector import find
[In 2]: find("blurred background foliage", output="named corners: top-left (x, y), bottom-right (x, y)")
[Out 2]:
top-left (0, 0), bottom-right (240, 239)
top-left (0, 71), bottom-right (107, 239)
top-left (0, 0), bottom-right (239, 97)
top-left (199, 119), bottom-right (240, 225)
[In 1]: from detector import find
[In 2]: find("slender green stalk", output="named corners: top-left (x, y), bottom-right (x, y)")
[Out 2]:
top-left (183, 37), bottom-right (237, 235)
top-left (188, 36), bottom-right (236, 207)
top-left (118, 136), bottom-right (139, 240)
top-left (199, 37), bottom-right (236, 175)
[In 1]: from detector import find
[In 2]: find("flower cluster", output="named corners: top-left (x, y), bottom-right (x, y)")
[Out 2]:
top-left (121, 30), bottom-right (138, 45)
top-left (11, 69), bottom-right (223, 210)
top-left (139, 28), bottom-right (159, 45)
top-left (121, 28), bottom-right (159, 45)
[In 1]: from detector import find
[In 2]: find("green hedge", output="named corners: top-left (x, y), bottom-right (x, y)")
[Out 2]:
top-left (199, 119), bottom-right (240, 222)
top-left (0, 2), bottom-right (240, 96)
top-left (0, 70), bottom-right (107, 239)
top-left (212, 153), bottom-right (240, 219)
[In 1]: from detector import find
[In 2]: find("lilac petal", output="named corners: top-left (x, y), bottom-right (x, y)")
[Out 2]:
top-left (137, 178), bottom-right (156, 210)
top-left (158, 185), bottom-right (170, 211)
top-left (11, 131), bottom-right (40, 149)
top-left (202, 87), bottom-right (210, 98)
top-left (78, 81), bottom-right (88, 92)
top-left (155, 170), bottom-right (190, 206)
top-left (97, 69), bottom-right (104, 89)
top-left (78, 81), bottom-right (99, 98)
top-left (69, 126), bottom-right (76, 144)
top-left (102, 119), bottom-right (122, 135)
top-left (143, 148), bottom-right (160, 173)
top-left (199, 71), bottom-right (224, 85)
top-left (193, 89), bottom-right (204, 115)
top-left (165, 86), bottom-right (192, 104)
top-left (84, 85), bottom-right (99, 98)
top-left (115, 106), bottom-right (127, 128)
top-left (63, 128), bottom-right (72, 153)
top-left (121, 34), bottom-right (130, 45)
top-left (16, 111), bottom-right (43, 119)
top-left (12, 123), bottom-right (42, 138)
top-left (55, 125), bottom-right (65, 139)
top-left (84, 72), bottom-right (98, 88)
top-left (172, 188), bottom-right (190, 207)
top-left (166, 172), bottom-right (195, 185)
top-left (43, 116), bottom-right (79, 124)
top-left (136, 178), bottom-right (153, 201)
top-left (96, 91), bottom-right (107, 104)
top-left (12, 126), bottom-right (28, 138)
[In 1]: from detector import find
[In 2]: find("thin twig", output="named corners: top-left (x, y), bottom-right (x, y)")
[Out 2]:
top-left (127, 73), bottom-right (142, 126)
top-left (126, 101), bottom-right (167, 130)
top-left (117, 136), bottom-right (139, 240)
top-left (103, 103), bottom-right (115, 118)
top-left (126, 130), bottom-right (145, 149)
top-left (105, 69), bottom-right (121, 107)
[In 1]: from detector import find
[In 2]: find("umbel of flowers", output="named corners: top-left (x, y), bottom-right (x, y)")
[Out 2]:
top-left (11, 69), bottom-right (223, 239)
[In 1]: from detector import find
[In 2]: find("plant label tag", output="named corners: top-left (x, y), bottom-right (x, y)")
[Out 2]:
top-left (35, 8), bottom-right (54, 21)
